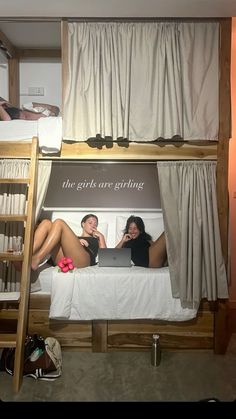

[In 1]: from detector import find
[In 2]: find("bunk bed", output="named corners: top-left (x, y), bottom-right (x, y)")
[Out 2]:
top-left (0, 18), bottom-right (231, 358)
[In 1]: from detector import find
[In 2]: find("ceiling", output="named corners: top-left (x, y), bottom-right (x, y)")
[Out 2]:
top-left (0, 0), bottom-right (235, 49)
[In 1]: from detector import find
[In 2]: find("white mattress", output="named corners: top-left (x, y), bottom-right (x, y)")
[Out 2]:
top-left (0, 120), bottom-right (38, 140)
top-left (35, 265), bottom-right (54, 294)
top-left (34, 265), bottom-right (198, 321)
top-left (0, 117), bottom-right (62, 154)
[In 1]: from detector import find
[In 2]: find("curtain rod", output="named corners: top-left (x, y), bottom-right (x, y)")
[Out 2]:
top-left (0, 17), bottom-right (224, 23)
top-left (66, 17), bottom-right (222, 23)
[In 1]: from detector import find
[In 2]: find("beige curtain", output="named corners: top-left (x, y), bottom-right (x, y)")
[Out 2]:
top-left (64, 21), bottom-right (219, 142)
top-left (157, 161), bottom-right (228, 306)
top-left (0, 159), bottom-right (52, 292)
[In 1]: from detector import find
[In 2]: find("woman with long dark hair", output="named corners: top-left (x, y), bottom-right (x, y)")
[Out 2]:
top-left (116, 215), bottom-right (167, 268)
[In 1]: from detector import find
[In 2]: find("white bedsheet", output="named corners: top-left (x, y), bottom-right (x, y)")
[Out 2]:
top-left (38, 117), bottom-right (62, 154)
top-left (0, 120), bottom-right (38, 140)
top-left (0, 117), bottom-right (62, 154)
top-left (47, 265), bottom-right (198, 321)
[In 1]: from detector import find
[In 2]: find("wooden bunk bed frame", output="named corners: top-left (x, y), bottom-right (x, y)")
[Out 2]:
top-left (0, 18), bottom-right (232, 355)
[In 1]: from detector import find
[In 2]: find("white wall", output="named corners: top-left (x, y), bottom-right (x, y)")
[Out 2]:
top-left (19, 60), bottom-right (61, 108)
top-left (0, 50), bottom-right (8, 100)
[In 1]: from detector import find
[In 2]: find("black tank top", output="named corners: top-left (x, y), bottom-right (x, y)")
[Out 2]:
top-left (124, 235), bottom-right (150, 267)
top-left (78, 236), bottom-right (99, 266)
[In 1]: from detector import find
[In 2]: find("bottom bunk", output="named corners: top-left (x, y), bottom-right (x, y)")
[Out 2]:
top-left (28, 296), bottom-right (227, 353)
top-left (0, 296), bottom-right (229, 354)
top-left (0, 259), bottom-right (230, 355)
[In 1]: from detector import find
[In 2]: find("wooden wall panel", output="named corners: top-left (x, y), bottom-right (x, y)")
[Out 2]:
top-left (28, 310), bottom-right (92, 349)
top-left (0, 299), bottom-right (220, 352)
top-left (107, 313), bottom-right (214, 351)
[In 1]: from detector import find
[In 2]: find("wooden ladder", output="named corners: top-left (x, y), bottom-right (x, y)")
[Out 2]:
top-left (0, 137), bottom-right (38, 392)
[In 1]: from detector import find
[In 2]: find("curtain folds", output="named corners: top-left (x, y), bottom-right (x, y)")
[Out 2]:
top-left (0, 159), bottom-right (52, 292)
top-left (36, 161), bottom-right (52, 221)
top-left (64, 21), bottom-right (219, 142)
top-left (157, 161), bottom-right (228, 306)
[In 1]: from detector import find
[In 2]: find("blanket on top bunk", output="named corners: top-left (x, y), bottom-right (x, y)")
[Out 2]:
top-left (0, 117), bottom-right (62, 154)
top-left (45, 265), bottom-right (198, 321)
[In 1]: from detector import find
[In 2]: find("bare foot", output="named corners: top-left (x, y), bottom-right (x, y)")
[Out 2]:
top-left (31, 254), bottom-right (50, 271)
top-left (31, 255), bottom-right (41, 271)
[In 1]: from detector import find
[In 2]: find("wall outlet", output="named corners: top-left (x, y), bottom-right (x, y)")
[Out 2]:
top-left (28, 86), bottom-right (44, 96)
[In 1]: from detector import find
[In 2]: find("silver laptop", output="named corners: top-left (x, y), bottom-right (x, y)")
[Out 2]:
top-left (98, 248), bottom-right (131, 267)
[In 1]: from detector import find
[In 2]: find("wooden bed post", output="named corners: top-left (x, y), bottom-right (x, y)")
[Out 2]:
top-left (215, 18), bottom-right (232, 354)
top-left (92, 321), bottom-right (108, 352)
top-left (8, 58), bottom-right (20, 107)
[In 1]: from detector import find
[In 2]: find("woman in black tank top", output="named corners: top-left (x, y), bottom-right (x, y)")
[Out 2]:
top-left (115, 215), bottom-right (167, 268)
top-left (30, 214), bottom-right (107, 271)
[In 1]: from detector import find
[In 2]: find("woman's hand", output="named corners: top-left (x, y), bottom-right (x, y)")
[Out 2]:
top-left (92, 229), bottom-right (107, 248)
top-left (0, 103), bottom-right (11, 121)
top-left (122, 233), bottom-right (132, 243)
top-left (79, 238), bottom-right (89, 247)
top-left (0, 99), bottom-right (9, 106)
top-left (92, 229), bottom-right (104, 240)
top-left (115, 233), bottom-right (132, 249)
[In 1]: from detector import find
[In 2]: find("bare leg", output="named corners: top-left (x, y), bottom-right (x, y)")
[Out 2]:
top-left (12, 219), bottom-right (53, 272)
top-left (50, 242), bottom-right (64, 265)
top-left (33, 219), bottom-right (53, 254)
top-left (31, 219), bottom-right (90, 270)
top-left (148, 232), bottom-right (167, 268)
top-left (33, 219), bottom-right (64, 265)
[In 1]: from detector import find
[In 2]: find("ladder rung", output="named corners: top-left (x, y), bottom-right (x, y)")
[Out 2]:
top-left (0, 292), bottom-right (20, 302)
top-left (0, 252), bottom-right (23, 261)
top-left (0, 333), bottom-right (17, 347)
top-left (0, 178), bottom-right (30, 184)
top-left (0, 215), bottom-right (27, 221)
top-left (0, 309), bottom-right (19, 319)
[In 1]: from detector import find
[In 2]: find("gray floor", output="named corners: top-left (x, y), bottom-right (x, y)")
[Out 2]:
top-left (0, 334), bottom-right (236, 402)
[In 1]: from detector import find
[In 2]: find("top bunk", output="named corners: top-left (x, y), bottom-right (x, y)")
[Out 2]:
top-left (0, 18), bottom-right (231, 161)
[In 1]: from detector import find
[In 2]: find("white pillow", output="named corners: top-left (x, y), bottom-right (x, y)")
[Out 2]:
top-left (116, 215), bottom-right (164, 243)
top-left (60, 218), bottom-right (108, 241)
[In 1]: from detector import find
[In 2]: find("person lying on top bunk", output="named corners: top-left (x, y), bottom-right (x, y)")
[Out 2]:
top-left (116, 215), bottom-right (167, 268)
top-left (0, 97), bottom-right (60, 121)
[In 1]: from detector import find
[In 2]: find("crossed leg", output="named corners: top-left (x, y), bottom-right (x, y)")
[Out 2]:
top-left (148, 232), bottom-right (167, 268)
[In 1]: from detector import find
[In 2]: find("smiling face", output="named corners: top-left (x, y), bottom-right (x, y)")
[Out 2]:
top-left (82, 216), bottom-right (98, 236)
top-left (127, 222), bottom-right (140, 240)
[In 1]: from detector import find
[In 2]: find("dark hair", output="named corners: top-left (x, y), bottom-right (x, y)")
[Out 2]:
top-left (124, 215), bottom-right (152, 241)
top-left (81, 213), bottom-right (98, 227)
top-left (5, 106), bottom-right (21, 120)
